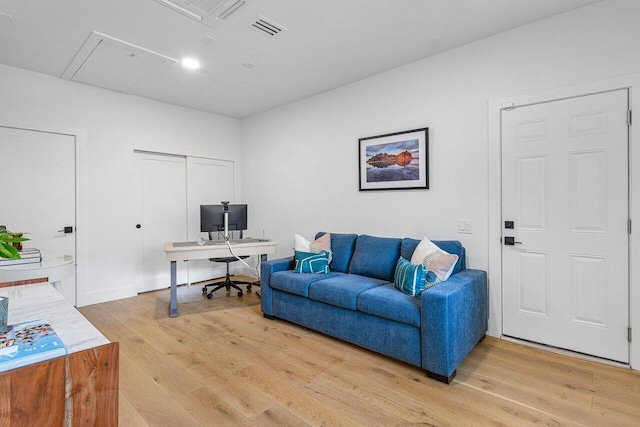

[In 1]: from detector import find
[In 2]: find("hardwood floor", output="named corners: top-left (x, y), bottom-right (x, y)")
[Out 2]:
top-left (78, 278), bottom-right (640, 426)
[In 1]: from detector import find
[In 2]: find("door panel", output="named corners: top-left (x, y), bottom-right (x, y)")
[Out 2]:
top-left (136, 152), bottom-right (187, 293)
top-left (185, 157), bottom-right (235, 283)
top-left (517, 250), bottom-right (548, 316)
top-left (186, 157), bottom-right (235, 241)
top-left (502, 89), bottom-right (629, 363)
top-left (570, 150), bottom-right (607, 232)
top-left (517, 155), bottom-right (547, 230)
top-left (571, 255), bottom-right (606, 326)
top-left (0, 127), bottom-right (76, 304)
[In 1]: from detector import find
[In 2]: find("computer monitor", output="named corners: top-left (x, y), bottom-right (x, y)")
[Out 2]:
top-left (200, 204), bottom-right (248, 233)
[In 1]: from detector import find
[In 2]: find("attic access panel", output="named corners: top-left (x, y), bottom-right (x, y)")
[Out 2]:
top-left (155, 0), bottom-right (229, 18)
top-left (61, 32), bottom-right (177, 94)
top-left (154, 0), bottom-right (249, 28)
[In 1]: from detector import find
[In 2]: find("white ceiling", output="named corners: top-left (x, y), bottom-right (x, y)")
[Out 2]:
top-left (0, 0), bottom-right (602, 119)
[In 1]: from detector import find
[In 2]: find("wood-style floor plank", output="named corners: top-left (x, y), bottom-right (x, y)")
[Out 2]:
top-left (118, 392), bottom-right (150, 427)
top-left (78, 280), bottom-right (640, 426)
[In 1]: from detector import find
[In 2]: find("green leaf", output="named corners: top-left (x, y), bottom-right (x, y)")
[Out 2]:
top-left (5, 237), bottom-right (29, 243)
top-left (0, 243), bottom-right (20, 259)
top-left (0, 231), bottom-right (30, 244)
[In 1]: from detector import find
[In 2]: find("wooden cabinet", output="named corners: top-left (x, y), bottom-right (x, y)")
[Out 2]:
top-left (0, 283), bottom-right (119, 426)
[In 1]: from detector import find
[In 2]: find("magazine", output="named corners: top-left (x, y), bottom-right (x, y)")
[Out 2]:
top-left (0, 319), bottom-right (67, 372)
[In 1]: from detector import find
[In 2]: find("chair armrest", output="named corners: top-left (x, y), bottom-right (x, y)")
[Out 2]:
top-left (420, 269), bottom-right (488, 379)
top-left (260, 257), bottom-right (294, 315)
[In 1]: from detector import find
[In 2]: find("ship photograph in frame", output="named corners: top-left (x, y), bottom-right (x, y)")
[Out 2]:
top-left (359, 127), bottom-right (428, 191)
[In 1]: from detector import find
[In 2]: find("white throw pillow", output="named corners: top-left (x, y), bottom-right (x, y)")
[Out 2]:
top-left (294, 233), bottom-right (312, 252)
top-left (410, 237), bottom-right (458, 284)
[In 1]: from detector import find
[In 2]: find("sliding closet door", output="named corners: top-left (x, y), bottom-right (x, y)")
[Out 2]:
top-left (133, 153), bottom-right (235, 292)
top-left (185, 156), bottom-right (235, 283)
top-left (135, 152), bottom-right (188, 293)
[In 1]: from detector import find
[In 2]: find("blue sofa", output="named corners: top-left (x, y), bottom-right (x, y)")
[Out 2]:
top-left (260, 233), bottom-right (488, 383)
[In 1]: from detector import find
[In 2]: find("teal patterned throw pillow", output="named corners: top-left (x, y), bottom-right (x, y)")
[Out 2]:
top-left (293, 250), bottom-right (330, 274)
top-left (394, 256), bottom-right (429, 297)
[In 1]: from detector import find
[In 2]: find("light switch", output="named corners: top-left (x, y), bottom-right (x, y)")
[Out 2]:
top-left (458, 220), bottom-right (473, 234)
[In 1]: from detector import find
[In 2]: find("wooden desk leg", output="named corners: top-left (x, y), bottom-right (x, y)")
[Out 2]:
top-left (170, 261), bottom-right (178, 318)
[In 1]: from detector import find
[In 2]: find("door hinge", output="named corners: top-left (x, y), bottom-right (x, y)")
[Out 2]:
top-left (629, 327), bottom-right (632, 343)
top-left (628, 110), bottom-right (632, 126)
top-left (629, 219), bottom-right (632, 234)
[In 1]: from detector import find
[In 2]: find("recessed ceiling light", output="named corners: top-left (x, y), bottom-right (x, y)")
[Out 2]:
top-left (181, 58), bottom-right (201, 70)
top-left (0, 12), bottom-right (12, 22)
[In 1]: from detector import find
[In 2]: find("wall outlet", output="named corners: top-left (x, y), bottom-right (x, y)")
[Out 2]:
top-left (458, 220), bottom-right (473, 234)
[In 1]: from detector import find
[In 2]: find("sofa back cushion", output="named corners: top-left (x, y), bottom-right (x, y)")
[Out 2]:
top-left (348, 235), bottom-right (402, 282)
top-left (315, 232), bottom-right (358, 273)
top-left (401, 238), bottom-right (466, 275)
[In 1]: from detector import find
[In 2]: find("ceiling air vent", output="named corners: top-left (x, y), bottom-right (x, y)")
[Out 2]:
top-left (248, 15), bottom-right (287, 37)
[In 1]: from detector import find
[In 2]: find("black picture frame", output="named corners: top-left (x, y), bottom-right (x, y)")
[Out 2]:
top-left (358, 127), bottom-right (429, 191)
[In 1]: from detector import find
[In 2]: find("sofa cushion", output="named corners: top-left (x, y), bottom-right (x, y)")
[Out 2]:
top-left (401, 238), bottom-right (466, 275)
top-left (348, 235), bottom-right (402, 282)
top-left (309, 274), bottom-right (387, 310)
top-left (270, 270), bottom-right (343, 297)
top-left (315, 232), bottom-right (358, 273)
top-left (357, 283), bottom-right (421, 328)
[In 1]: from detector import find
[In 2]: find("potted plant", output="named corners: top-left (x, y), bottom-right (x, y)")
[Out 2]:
top-left (0, 227), bottom-right (30, 259)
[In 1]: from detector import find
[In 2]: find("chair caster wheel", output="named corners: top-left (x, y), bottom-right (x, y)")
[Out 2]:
top-left (207, 293), bottom-right (213, 299)
top-left (202, 287), bottom-right (207, 294)
top-left (247, 284), bottom-right (252, 291)
top-left (238, 291), bottom-right (243, 297)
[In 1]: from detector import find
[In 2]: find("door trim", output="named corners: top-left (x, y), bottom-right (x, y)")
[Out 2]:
top-left (0, 118), bottom-right (87, 306)
top-left (488, 73), bottom-right (640, 369)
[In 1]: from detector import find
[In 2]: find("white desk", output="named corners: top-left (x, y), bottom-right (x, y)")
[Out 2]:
top-left (0, 255), bottom-right (74, 291)
top-left (163, 240), bottom-right (278, 317)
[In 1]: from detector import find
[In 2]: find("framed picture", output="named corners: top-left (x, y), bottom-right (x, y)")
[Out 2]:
top-left (359, 127), bottom-right (429, 191)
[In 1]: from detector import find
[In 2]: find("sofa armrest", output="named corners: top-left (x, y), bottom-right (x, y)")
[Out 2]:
top-left (260, 256), bottom-right (294, 316)
top-left (420, 269), bottom-right (488, 380)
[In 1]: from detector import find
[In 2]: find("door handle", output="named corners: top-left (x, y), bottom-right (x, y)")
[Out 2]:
top-left (57, 226), bottom-right (73, 234)
top-left (504, 237), bottom-right (522, 246)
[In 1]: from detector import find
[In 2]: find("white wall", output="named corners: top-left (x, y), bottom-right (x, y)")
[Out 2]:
top-left (0, 64), bottom-right (242, 305)
top-left (244, 0), bottom-right (640, 259)
top-left (242, 0), bottom-right (640, 364)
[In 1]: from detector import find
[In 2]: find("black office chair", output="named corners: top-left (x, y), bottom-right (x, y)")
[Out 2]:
top-left (202, 256), bottom-right (254, 298)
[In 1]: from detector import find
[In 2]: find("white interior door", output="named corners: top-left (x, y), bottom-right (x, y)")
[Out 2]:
top-left (185, 156), bottom-right (235, 283)
top-left (0, 126), bottom-right (76, 304)
top-left (135, 152), bottom-right (187, 293)
top-left (501, 90), bottom-right (629, 362)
